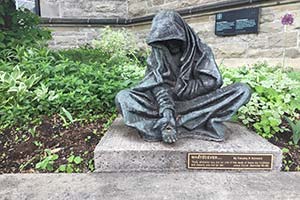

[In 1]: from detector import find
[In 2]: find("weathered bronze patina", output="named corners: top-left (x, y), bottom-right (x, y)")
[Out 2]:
top-left (116, 10), bottom-right (251, 144)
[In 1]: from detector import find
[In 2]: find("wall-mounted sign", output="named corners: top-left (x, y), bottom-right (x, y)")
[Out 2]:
top-left (215, 8), bottom-right (260, 36)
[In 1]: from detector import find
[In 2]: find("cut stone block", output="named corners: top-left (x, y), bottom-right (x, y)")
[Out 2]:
top-left (94, 117), bottom-right (282, 172)
top-left (1, 173), bottom-right (300, 200)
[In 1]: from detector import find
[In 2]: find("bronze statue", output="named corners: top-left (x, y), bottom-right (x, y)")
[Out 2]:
top-left (116, 10), bottom-right (251, 144)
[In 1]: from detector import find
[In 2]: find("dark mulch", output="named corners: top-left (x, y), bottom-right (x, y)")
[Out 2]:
top-left (269, 118), bottom-right (300, 171)
top-left (0, 115), bottom-right (106, 174)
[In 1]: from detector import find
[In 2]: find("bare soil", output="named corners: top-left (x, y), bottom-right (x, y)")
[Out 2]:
top-left (0, 115), bottom-right (106, 174)
top-left (269, 118), bottom-right (300, 171)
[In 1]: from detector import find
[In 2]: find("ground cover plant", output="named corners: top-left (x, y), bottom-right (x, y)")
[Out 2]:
top-left (222, 64), bottom-right (300, 171)
top-left (0, 8), bottom-right (146, 173)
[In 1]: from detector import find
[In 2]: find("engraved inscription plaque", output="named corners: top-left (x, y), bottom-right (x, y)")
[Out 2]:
top-left (215, 8), bottom-right (260, 36)
top-left (187, 153), bottom-right (273, 170)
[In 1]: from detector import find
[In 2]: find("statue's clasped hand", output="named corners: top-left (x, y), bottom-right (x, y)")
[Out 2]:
top-left (153, 109), bottom-right (177, 144)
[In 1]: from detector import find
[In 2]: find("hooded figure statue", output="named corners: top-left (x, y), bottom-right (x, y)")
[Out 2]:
top-left (116, 10), bottom-right (251, 144)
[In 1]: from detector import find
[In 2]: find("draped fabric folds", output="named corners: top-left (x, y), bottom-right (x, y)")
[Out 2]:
top-left (116, 11), bottom-right (251, 142)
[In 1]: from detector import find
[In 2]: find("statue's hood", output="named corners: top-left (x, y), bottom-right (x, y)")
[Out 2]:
top-left (136, 10), bottom-right (223, 94)
top-left (147, 11), bottom-right (186, 45)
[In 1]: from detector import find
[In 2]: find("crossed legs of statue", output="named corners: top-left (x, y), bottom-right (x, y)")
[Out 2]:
top-left (116, 83), bottom-right (251, 143)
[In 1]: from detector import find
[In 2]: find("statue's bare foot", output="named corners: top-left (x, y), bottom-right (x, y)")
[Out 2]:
top-left (162, 125), bottom-right (177, 144)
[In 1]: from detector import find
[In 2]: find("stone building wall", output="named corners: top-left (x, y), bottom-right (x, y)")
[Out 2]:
top-left (43, 1), bottom-right (300, 69)
top-left (46, 26), bottom-right (102, 49)
top-left (127, 2), bottom-right (300, 69)
top-left (40, 0), bottom-right (128, 18)
top-left (128, 0), bottom-right (227, 17)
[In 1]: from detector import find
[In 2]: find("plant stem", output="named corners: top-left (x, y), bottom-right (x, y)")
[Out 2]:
top-left (282, 25), bottom-right (287, 71)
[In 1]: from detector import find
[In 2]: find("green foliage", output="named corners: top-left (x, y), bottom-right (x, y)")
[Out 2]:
top-left (57, 155), bottom-right (83, 173)
top-left (221, 63), bottom-right (300, 139)
top-left (57, 47), bottom-right (110, 65)
top-left (91, 27), bottom-right (139, 59)
top-left (88, 159), bottom-right (95, 171)
top-left (288, 71), bottom-right (300, 82)
top-left (0, 0), bottom-right (51, 50)
top-left (35, 149), bottom-right (59, 171)
top-left (59, 27), bottom-right (147, 66)
top-left (59, 107), bottom-right (75, 127)
top-left (285, 117), bottom-right (300, 145)
top-left (0, 28), bottom-right (145, 130)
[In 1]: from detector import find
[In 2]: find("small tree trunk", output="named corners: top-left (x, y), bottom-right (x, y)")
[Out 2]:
top-left (0, 0), bottom-right (16, 30)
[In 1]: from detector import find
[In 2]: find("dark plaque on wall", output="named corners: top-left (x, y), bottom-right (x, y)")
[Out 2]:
top-left (215, 8), bottom-right (260, 36)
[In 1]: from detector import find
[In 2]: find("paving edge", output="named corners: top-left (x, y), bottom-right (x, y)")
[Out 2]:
top-left (0, 172), bottom-right (299, 200)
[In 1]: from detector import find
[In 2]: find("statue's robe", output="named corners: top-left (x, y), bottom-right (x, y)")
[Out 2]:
top-left (116, 11), bottom-right (251, 142)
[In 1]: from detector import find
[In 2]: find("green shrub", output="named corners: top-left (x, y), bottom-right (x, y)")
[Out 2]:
top-left (91, 27), bottom-right (139, 58)
top-left (0, 0), bottom-right (51, 51)
top-left (56, 48), bottom-right (110, 65)
top-left (285, 117), bottom-right (300, 145)
top-left (288, 71), bottom-right (300, 82)
top-left (0, 28), bottom-right (145, 130)
top-left (221, 63), bottom-right (300, 139)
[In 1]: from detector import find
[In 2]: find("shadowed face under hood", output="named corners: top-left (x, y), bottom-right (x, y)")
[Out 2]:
top-left (146, 11), bottom-right (186, 45)
top-left (135, 10), bottom-right (223, 95)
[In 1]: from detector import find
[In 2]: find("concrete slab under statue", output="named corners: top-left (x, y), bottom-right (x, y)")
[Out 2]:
top-left (94, 10), bottom-right (282, 172)
top-left (94, 117), bottom-right (282, 172)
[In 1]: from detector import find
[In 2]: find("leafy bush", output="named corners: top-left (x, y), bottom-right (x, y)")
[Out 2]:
top-left (91, 27), bottom-right (139, 58)
top-left (288, 71), bottom-right (300, 82)
top-left (285, 117), bottom-right (300, 145)
top-left (56, 47), bottom-right (110, 65)
top-left (0, 0), bottom-right (51, 50)
top-left (221, 63), bottom-right (300, 139)
top-left (0, 28), bottom-right (145, 130)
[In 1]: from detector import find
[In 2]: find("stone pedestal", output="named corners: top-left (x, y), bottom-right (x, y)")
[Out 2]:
top-left (94, 117), bottom-right (282, 172)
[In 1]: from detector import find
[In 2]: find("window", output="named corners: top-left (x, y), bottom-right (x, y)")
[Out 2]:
top-left (15, 0), bottom-right (40, 15)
